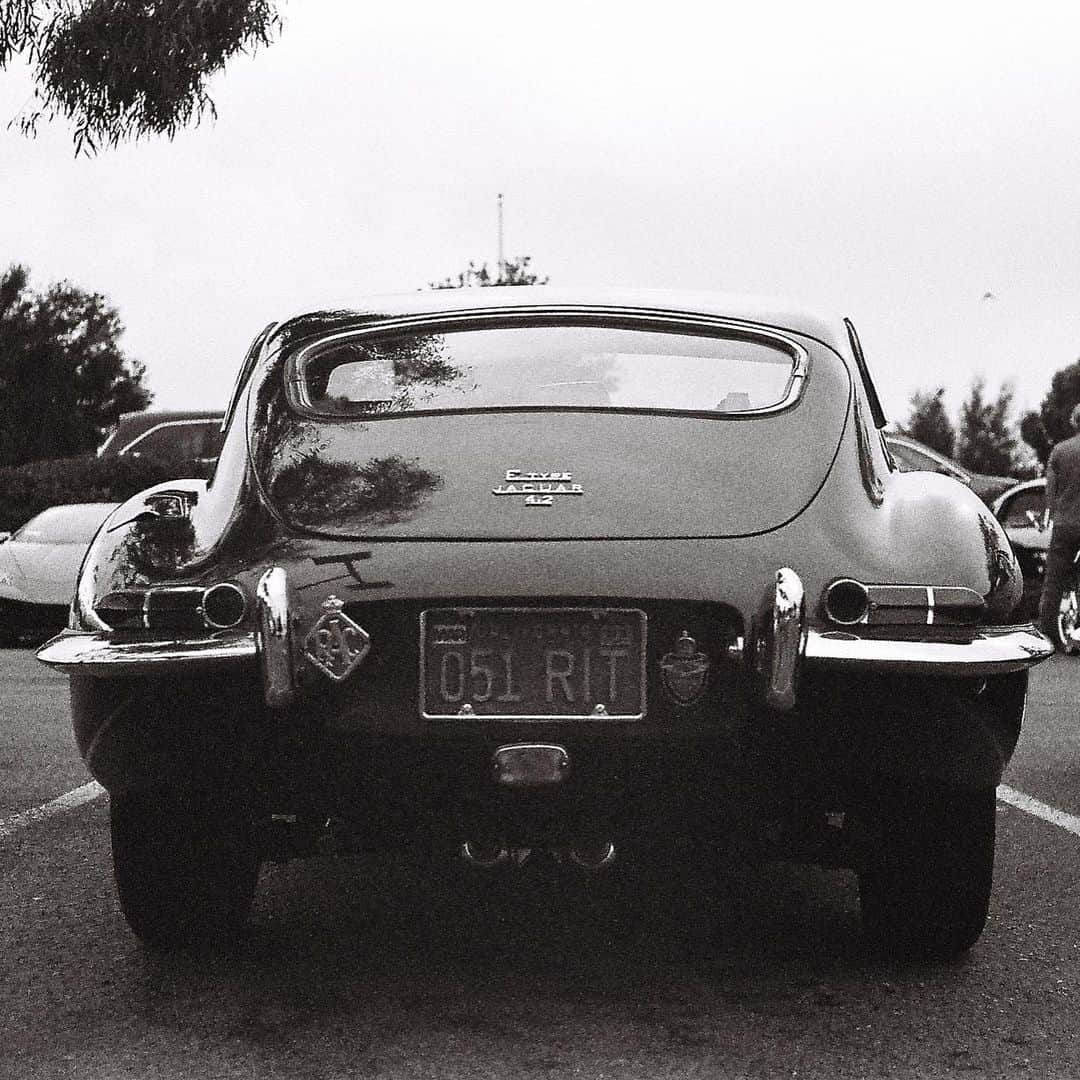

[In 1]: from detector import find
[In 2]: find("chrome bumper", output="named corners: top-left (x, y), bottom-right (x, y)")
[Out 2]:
top-left (804, 625), bottom-right (1053, 676)
top-left (36, 629), bottom-right (257, 675)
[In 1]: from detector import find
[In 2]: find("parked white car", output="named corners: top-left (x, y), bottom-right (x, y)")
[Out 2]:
top-left (0, 503), bottom-right (118, 644)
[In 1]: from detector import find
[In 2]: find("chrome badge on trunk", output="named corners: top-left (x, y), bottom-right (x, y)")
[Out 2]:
top-left (492, 469), bottom-right (584, 507)
top-left (659, 630), bottom-right (711, 705)
top-left (304, 595), bottom-right (371, 681)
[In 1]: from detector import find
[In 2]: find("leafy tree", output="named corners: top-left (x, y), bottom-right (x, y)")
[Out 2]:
top-left (429, 256), bottom-right (549, 290)
top-left (0, 0), bottom-right (281, 153)
top-left (901, 387), bottom-right (955, 458)
top-left (955, 377), bottom-right (1019, 476)
top-left (1020, 359), bottom-right (1080, 466)
top-left (0, 263), bottom-right (151, 467)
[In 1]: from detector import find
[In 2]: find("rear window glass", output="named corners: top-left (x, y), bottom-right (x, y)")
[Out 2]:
top-left (294, 324), bottom-right (799, 417)
top-left (129, 422), bottom-right (223, 460)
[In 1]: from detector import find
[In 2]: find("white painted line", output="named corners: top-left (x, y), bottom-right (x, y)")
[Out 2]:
top-left (0, 780), bottom-right (1076, 847)
top-left (997, 783), bottom-right (1080, 839)
top-left (0, 780), bottom-right (105, 841)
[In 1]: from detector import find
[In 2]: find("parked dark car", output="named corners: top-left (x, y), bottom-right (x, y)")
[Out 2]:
top-left (0, 503), bottom-right (119, 644)
top-left (884, 433), bottom-right (1016, 505)
top-left (991, 477), bottom-right (1078, 650)
top-left (39, 288), bottom-right (1051, 956)
top-left (97, 410), bottom-right (225, 470)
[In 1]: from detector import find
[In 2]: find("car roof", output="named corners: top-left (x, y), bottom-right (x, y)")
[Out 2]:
top-left (98, 410), bottom-right (225, 455)
top-left (269, 287), bottom-right (853, 354)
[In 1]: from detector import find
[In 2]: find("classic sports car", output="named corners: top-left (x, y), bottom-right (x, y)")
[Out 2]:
top-left (992, 477), bottom-right (1079, 649)
top-left (38, 288), bottom-right (1052, 955)
top-left (0, 503), bottom-right (119, 644)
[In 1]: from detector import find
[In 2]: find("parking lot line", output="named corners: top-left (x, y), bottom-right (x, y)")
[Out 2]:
top-left (0, 780), bottom-right (105, 841)
top-left (0, 780), bottom-right (1076, 845)
top-left (997, 783), bottom-right (1080, 839)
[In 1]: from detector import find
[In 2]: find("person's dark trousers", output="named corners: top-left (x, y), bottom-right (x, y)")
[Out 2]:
top-left (1037, 519), bottom-right (1080, 640)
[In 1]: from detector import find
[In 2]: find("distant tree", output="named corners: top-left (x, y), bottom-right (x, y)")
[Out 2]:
top-left (0, 0), bottom-right (281, 153)
top-left (0, 263), bottom-right (151, 467)
top-left (955, 377), bottom-right (1019, 476)
top-left (901, 387), bottom-right (955, 458)
top-left (429, 256), bottom-right (549, 290)
top-left (1020, 359), bottom-right (1080, 466)
top-left (1019, 410), bottom-right (1052, 467)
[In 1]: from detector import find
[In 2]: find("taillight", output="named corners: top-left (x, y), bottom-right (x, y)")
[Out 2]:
top-left (95, 583), bottom-right (248, 632)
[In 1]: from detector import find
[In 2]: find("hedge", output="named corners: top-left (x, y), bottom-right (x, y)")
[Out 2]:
top-left (0, 455), bottom-right (213, 532)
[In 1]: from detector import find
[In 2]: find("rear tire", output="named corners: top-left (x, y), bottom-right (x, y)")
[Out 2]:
top-left (110, 788), bottom-right (260, 949)
top-left (859, 786), bottom-right (995, 958)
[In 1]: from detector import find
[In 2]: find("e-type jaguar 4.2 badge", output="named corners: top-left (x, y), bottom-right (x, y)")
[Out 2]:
top-left (493, 469), bottom-right (584, 506)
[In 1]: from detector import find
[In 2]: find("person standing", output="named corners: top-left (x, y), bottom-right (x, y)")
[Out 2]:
top-left (1038, 403), bottom-right (1080, 646)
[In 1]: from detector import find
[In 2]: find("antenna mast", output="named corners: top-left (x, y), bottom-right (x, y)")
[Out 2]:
top-left (497, 193), bottom-right (504, 284)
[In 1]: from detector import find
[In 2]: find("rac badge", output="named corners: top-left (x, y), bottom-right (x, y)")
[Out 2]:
top-left (304, 595), bottom-right (371, 682)
top-left (659, 630), bottom-right (711, 706)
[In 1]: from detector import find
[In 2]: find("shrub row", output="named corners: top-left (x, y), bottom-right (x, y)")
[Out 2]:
top-left (0, 455), bottom-right (211, 532)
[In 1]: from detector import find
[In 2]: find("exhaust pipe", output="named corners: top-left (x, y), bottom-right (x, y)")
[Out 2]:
top-left (568, 840), bottom-right (616, 870)
top-left (459, 840), bottom-right (510, 868)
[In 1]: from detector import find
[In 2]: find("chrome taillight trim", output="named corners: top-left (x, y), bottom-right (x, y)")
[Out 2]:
top-left (823, 578), bottom-right (869, 625)
top-left (202, 582), bottom-right (248, 629)
top-left (95, 582), bottom-right (251, 632)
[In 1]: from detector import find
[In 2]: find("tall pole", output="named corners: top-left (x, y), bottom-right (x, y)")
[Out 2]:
top-left (497, 193), bottom-right (504, 285)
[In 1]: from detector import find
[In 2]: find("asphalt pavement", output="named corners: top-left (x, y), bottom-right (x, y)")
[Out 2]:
top-left (2, 648), bottom-right (1080, 1079)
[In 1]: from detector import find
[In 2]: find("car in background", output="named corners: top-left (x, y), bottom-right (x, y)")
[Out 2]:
top-left (0, 503), bottom-right (119, 644)
top-left (991, 478), bottom-right (1079, 649)
top-left (38, 288), bottom-right (1051, 957)
top-left (97, 410), bottom-right (225, 470)
top-left (885, 434), bottom-right (1016, 505)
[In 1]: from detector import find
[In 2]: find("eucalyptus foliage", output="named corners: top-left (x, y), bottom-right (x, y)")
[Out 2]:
top-left (429, 256), bottom-right (549, 290)
top-left (0, 0), bottom-right (281, 153)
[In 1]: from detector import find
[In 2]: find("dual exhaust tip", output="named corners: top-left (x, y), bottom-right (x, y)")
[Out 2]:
top-left (460, 839), bottom-right (616, 871)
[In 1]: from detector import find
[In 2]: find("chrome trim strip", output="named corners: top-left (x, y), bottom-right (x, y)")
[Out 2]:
top-left (804, 624), bottom-right (1053, 676)
top-left (288, 306), bottom-right (810, 420)
top-left (36, 630), bottom-right (256, 675)
top-left (256, 567), bottom-right (295, 709)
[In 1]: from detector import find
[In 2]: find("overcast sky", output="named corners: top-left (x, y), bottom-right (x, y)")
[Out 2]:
top-left (2, 0), bottom-right (1080, 434)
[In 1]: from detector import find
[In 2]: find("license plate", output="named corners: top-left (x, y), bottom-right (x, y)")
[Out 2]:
top-left (420, 607), bottom-right (647, 720)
